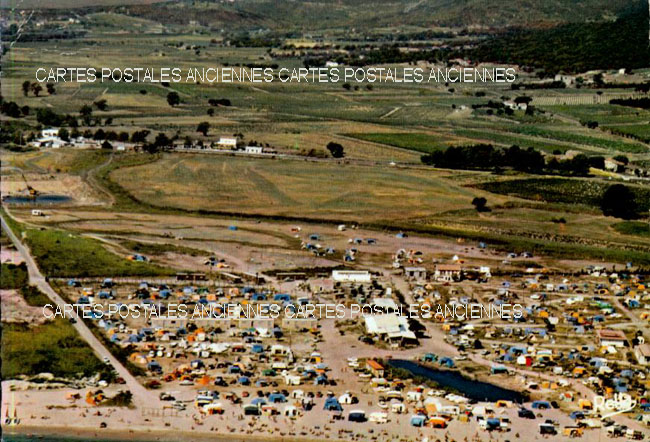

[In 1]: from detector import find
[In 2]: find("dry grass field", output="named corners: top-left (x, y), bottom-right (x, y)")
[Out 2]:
top-left (109, 153), bottom-right (496, 221)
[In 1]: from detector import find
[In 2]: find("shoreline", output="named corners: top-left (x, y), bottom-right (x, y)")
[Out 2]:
top-left (2, 425), bottom-right (334, 442)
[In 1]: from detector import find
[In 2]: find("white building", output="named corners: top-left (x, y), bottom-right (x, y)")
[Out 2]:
top-left (332, 270), bottom-right (371, 283)
top-left (404, 267), bottom-right (426, 280)
top-left (217, 137), bottom-right (238, 148)
top-left (244, 145), bottom-right (263, 154)
top-left (635, 344), bottom-right (650, 365)
top-left (31, 128), bottom-right (65, 148)
top-left (364, 314), bottom-right (416, 342)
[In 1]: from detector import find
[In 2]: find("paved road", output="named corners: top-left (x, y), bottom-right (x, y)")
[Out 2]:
top-left (1, 211), bottom-right (158, 408)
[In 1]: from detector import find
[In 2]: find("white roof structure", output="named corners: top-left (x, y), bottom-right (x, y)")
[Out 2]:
top-left (364, 314), bottom-right (415, 339)
top-left (370, 298), bottom-right (398, 311)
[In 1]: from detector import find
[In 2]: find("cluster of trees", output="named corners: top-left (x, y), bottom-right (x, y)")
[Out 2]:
top-left (601, 184), bottom-right (640, 220)
top-left (22, 81), bottom-right (55, 97)
top-left (610, 97), bottom-right (650, 110)
top-left (421, 144), bottom-right (596, 176)
top-left (32, 102), bottom-right (114, 128)
top-left (1, 95), bottom-right (30, 119)
top-left (208, 98), bottom-right (231, 107)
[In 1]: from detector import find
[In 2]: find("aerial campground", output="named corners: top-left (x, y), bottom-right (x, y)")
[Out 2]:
top-left (1, 1), bottom-right (649, 442)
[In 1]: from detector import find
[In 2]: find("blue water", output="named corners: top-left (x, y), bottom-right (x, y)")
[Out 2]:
top-left (388, 359), bottom-right (525, 403)
top-left (2, 195), bottom-right (72, 204)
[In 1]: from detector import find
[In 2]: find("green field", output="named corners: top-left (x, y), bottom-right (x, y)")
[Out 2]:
top-left (613, 221), bottom-right (650, 238)
top-left (474, 177), bottom-right (650, 212)
top-left (1, 319), bottom-right (108, 379)
top-left (0, 263), bottom-right (28, 289)
top-left (23, 227), bottom-right (174, 277)
top-left (344, 132), bottom-right (454, 153)
top-left (509, 126), bottom-right (648, 153)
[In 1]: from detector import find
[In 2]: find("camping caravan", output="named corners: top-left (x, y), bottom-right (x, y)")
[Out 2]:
top-left (348, 410), bottom-right (366, 422)
top-left (369, 411), bottom-right (389, 424)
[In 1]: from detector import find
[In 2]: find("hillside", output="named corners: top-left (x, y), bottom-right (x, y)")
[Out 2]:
top-left (10, 0), bottom-right (636, 29)
top-left (471, 1), bottom-right (650, 74)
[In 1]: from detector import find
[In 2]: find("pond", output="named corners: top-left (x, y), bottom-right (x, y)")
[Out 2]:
top-left (2, 194), bottom-right (72, 204)
top-left (388, 359), bottom-right (525, 403)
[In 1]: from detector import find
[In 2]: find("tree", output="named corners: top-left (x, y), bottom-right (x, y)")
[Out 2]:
top-left (46, 83), bottom-right (56, 95)
top-left (58, 128), bottom-right (70, 142)
top-left (207, 108), bottom-right (215, 117)
top-left (101, 140), bottom-right (113, 150)
top-left (131, 130), bottom-right (150, 144)
top-left (326, 141), bottom-right (345, 158)
top-left (601, 184), bottom-right (637, 220)
top-left (94, 99), bottom-right (108, 111)
top-left (31, 83), bottom-right (43, 97)
top-left (22, 81), bottom-right (31, 96)
top-left (197, 122), bottom-right (210, 136)
top-left (93, 129), bottom-right (106, 140)
top-left (36, 108), bottom-right (63, 126)
top-left (471, 197), bottom-right (489, 212)
top-left (613, 155), bottom-right (629, 165)
top-left (154, 132), bottom-right (171, 148)
top-left (79, 104), bottom-right (93, 125)
top-left (166, 91), bottom-right (180, 107)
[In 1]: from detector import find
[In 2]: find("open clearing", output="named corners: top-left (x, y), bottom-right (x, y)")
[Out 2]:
top-left (110, 153), bottom-right (493, 221)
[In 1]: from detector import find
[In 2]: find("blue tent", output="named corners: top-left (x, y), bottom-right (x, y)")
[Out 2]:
top-left (410, 415), bottom-right (426, 427)
top-left (269, 393), bottom-right (287, 403)
top-left (439, 357), bottom-right (455, 368)
top-left (274, 294), bottom-right (291, 302)
top-left (570, 411), bottom-right (585, 420)
top-left (228, 225), bottom-right (238, 231)
top-left (621, 369), bottom-right (634, 378)
top-left (323, 397), bottom-right (342, 411)
top-left (228, 365), bottom-right (241, 374)
top-left (238, 376), bottom-right (250, 385)
top-left (251, 344), bottom-right (264, 353)
top-left (532, 401), bottom-right (551, 409)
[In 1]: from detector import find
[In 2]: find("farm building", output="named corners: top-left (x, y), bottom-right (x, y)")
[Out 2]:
top-left (635, 344), bottom-right (650, 365)
top-left (404, 267), bottom-right (427, 280)
top-left (244, 145), bottom-right (263, 154)
top-left (217, 137), bottom-right (238, 148)
top-left (597, 329), bottom-right (627, 348)
top-left (434, 264), bottom-right (462, 282)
